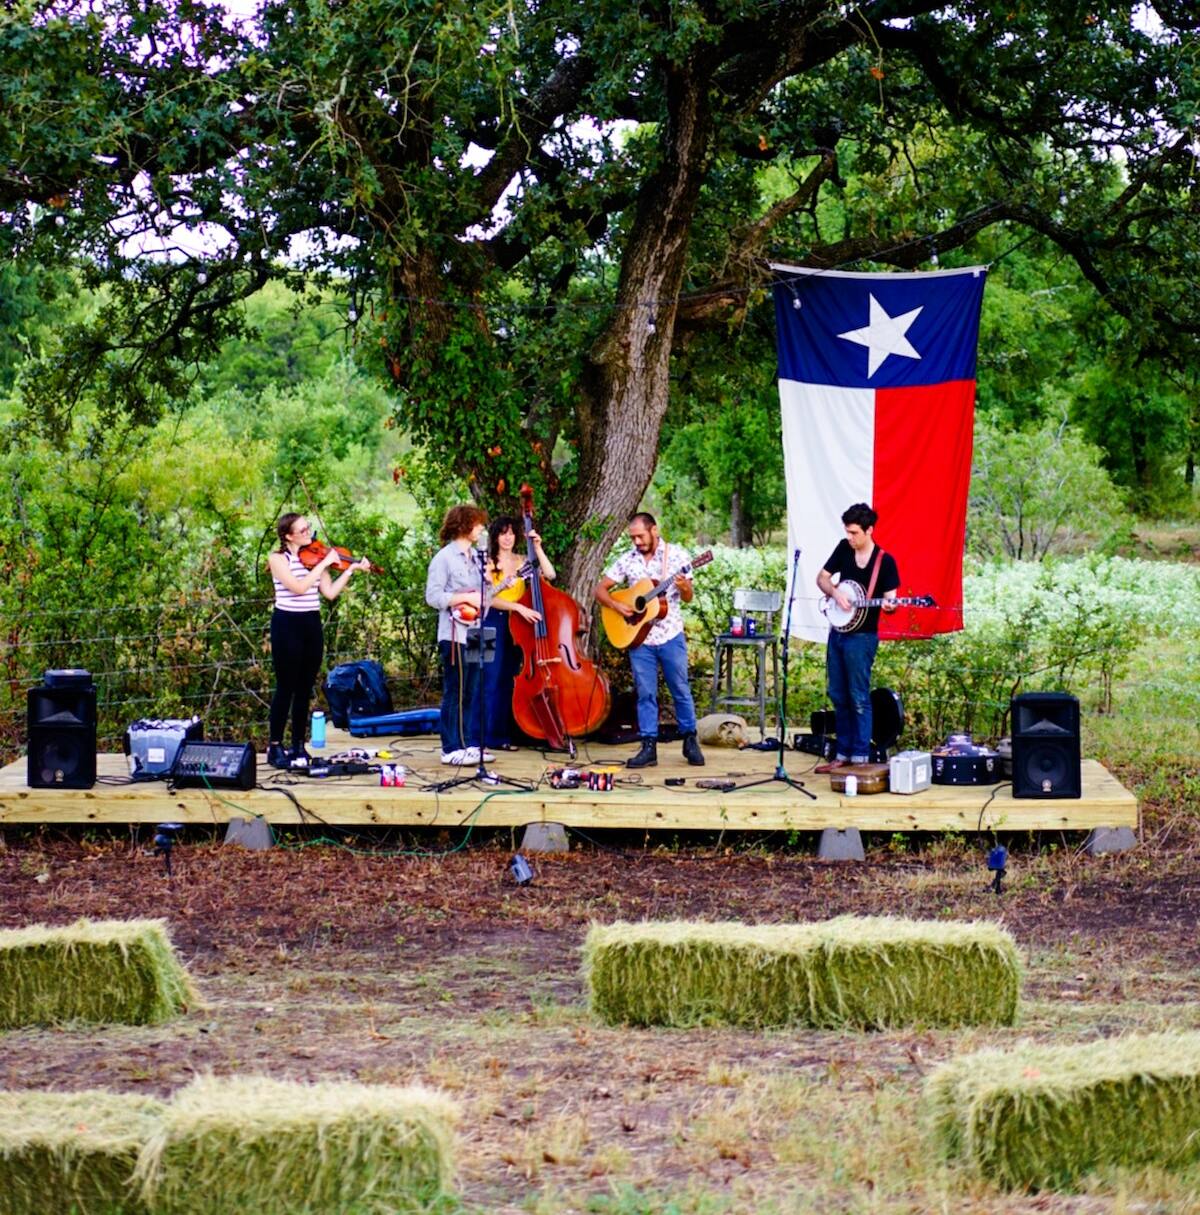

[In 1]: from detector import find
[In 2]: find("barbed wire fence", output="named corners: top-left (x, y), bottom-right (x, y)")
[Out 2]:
top-left (0, 581), bottom-right (443, 764)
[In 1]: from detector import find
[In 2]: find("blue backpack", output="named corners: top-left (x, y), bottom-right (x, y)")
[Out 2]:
top-left (322, 660), bottom-right (393, 728)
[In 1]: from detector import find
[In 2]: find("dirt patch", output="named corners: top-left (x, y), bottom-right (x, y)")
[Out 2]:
top-left (3, 834), bottom-right (1200, 1212)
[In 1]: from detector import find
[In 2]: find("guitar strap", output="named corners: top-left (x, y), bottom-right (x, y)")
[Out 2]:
top-left (864, 547), bottom-right (885, 601)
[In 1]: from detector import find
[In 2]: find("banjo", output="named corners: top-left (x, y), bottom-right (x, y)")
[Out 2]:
top-left (820, 579), bottom-right (937, 634)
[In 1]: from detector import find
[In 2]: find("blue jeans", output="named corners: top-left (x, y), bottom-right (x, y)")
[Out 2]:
top-left (629, 633), bottom-right (698, 740)
top-left (439, 640), bottom-right (481, 753)
top-left (826, 630), bottom-right (878, 762)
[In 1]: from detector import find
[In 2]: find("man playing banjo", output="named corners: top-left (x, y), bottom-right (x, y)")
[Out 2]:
top-left (813, 503), bottom-right (899, 774)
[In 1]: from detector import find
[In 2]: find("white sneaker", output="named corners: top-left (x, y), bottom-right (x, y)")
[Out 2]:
top-left (441, 749), bottom-right (469, 765)
top-left (460, 747), bottom-right (496, 764)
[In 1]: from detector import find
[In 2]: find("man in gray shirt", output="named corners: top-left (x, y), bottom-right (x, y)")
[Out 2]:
top-left (425, 504), bottom-right (495, 765)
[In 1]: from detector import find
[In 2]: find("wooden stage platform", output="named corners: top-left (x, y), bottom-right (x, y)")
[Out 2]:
top-left (0, 730), bottom-right (1138, 836)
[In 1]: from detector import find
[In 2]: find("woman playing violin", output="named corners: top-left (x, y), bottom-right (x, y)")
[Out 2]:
top-left (480, 515), bottom-right (556, 750)
top-left (267, 513), bottom-right (371, 769)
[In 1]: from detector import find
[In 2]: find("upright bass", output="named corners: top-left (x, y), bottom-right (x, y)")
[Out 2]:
top-left (507, 485), bottom-right (611, 755)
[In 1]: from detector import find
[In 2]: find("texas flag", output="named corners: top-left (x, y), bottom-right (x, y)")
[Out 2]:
top-left (771, 264), bottom-right (987, 643)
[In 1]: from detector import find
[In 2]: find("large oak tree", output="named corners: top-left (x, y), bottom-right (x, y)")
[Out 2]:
top-left (3, 0), bottom-right (1197, 595)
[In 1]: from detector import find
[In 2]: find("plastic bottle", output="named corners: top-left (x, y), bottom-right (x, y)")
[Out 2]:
top-left (310, 710), bottom-right (326, 749)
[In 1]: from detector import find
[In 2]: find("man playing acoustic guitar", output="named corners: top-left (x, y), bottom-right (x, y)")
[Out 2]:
top-left (594, 513), bottom-right (705, 769)
top-left (814, 503), bottom-right (899, 774)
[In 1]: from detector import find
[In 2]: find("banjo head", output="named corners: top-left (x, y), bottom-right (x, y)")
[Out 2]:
top-left (822, 578), bottom-right (867, 632)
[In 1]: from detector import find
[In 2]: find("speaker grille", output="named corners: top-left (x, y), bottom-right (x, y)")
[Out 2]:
top-left (1011, 692), bottom-right (1081, 799)
top-left (28, 726), bottom-right (97, 789)
top-left (27, 681), bottom-right (97, 789)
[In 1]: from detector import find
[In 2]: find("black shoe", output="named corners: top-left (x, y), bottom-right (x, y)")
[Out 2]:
top-left (681, 732), bottom-right (705, 767)
top-left (288, 747), bottom-right (312, 770)
top-left (267, 742), bottom-right (289, 770)
top-left (626, 739), bottom-right (658, 768)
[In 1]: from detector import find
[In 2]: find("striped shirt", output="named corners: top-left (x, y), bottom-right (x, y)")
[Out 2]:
top-left (273, 551), bottom-right (321, 612)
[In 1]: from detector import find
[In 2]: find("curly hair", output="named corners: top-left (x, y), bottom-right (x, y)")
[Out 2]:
top-left (439, 504), bottom-right (489, 545)
top-left (841, 503), bottom-right (878, 531)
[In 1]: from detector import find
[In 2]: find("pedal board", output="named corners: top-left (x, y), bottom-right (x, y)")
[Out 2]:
top-left (170, 741), bottom-right (256, 790)
top-left (307, 761), bottom-right (376, 778)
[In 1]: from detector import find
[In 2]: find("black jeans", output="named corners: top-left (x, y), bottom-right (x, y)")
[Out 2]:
top-left (270, 609), bottom-right (324, 750)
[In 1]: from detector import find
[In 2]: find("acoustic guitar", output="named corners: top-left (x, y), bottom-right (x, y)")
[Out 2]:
top-left (819, 579), bottom-right (936, 634)
top-left (601, 550), bottom-right (714, 650)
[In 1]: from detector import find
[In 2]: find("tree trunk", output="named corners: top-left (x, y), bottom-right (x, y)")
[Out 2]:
top-left (558, 67), bottom-right (713, 604)
top-left (730, 490), bottom-right (746, 548)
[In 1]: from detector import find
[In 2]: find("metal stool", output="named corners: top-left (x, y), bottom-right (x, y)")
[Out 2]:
top-left (710, 589), bottom-right (781, 739)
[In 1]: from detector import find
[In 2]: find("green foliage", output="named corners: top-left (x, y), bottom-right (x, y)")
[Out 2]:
top-left (4, 0), bottom-right (1198, 585)
top-left (0, 347), bottom-right (442, 758)
top-left (683, 549), bottom-right (1200, 745)
top-left (653, 331), bottom-right (786, 545)
top-left (968, 413), bottom-right (1132, 560)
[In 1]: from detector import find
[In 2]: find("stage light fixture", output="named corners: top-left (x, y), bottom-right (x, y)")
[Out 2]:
top-left (986, 844), bottom-right (1008, 895)
top-left (508, 854), bottom-right (534, 886)
top-left (153, 823), bottom-right (183, 877)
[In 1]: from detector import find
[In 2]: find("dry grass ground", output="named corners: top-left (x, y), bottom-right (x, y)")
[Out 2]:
top-left (1, 628), bottom-right (1196, 1213)
top-left (1, 830), bottom-right (1199, 1214)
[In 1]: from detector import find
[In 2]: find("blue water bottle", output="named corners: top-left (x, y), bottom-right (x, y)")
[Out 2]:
top-left (310, 710), bottom-right (326, 749)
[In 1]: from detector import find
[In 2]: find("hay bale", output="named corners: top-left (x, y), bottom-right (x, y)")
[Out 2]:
top-left (583, 915), bottom-right (1020, 1030)
top-left (583, 920), bottom-right (825, 1028)
top-left (925, 1032), bottom-right (1200, 1191)
top-left (0, 918), bottom-right (197, 1028)
top-left (0, 1089), bottom-right (165, 1215)
top-left (137, 1075), bottom-right (458, 1214)
top-left (810, 915), bottom-right (1020, 1030)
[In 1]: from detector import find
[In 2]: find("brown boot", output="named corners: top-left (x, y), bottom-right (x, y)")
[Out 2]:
top-left (814, 758), bottom-right (849, 775)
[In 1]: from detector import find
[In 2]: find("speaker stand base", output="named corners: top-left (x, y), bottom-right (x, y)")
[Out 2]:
top-left (1083, 826), bottom-right (1136, 855)
top-left (817, 828), bottom-right (864, 861)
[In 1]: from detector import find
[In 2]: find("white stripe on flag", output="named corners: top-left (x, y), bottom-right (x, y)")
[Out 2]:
top-left (780, 380), bottom-right (874, 643)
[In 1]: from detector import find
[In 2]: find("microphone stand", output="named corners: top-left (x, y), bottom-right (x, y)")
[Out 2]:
top-left (730, 547), bottom-right (816, 798)
top-left (432, 543), bottom-right (533, 794)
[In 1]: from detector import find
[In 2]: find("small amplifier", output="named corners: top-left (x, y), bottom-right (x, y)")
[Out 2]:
top-left (170, 741), bottom-right (256, 790)
top-left (889, 750), bottom-right (932, 794)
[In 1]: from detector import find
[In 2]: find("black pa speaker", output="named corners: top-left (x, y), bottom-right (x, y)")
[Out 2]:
top-left (27, 673), bottom-right (98, 789)
top-left (1011, 691), bottom-right (1081, 799)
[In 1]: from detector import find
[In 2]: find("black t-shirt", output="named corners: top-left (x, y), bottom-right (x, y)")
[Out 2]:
top-left (822, 540), bottom-right (900, 634)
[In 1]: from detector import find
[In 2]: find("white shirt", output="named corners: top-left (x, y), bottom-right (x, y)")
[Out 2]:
top-left (604, 540), bottom-right (691, 647)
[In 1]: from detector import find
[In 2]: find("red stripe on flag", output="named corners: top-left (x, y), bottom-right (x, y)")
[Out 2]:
top-left (872, 380), bottom-right (975, 639)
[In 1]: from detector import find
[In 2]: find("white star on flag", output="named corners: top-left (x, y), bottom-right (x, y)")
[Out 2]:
top-left (838, 294), bottom-right (924, 378)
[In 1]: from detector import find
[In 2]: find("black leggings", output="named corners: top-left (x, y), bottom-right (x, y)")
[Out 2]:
top-left (269, 609), bottom-right (324, 749)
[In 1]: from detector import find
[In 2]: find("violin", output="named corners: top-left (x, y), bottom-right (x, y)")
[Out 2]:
top-left (507, 485), bottom-right (610, 755)
top-left (297, 537), bottom-right (384, 575)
